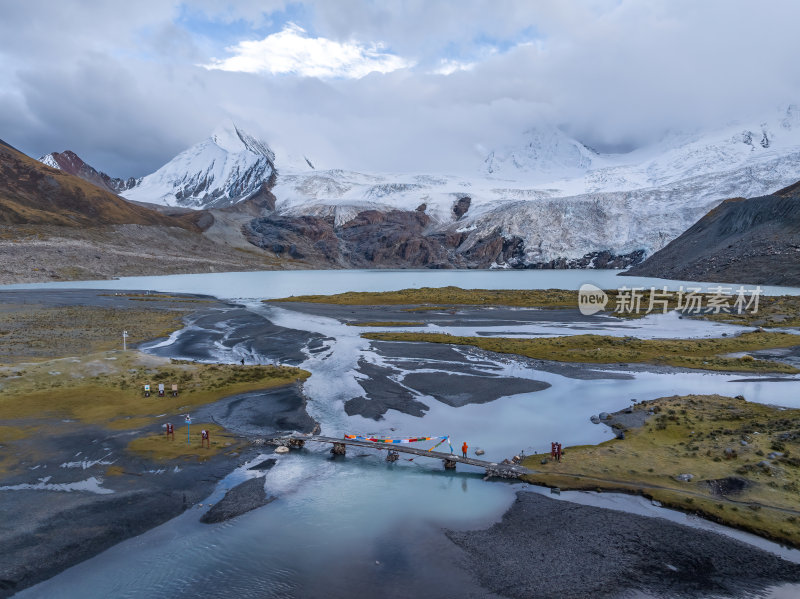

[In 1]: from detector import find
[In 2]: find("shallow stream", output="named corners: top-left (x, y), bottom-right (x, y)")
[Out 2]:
top-left (10, 270), bottom-right (800, 598)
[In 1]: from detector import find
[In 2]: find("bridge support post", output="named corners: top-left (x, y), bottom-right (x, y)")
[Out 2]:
top-left (443, 458), bottom-right (457, 470)
top-left (331, 442), bottom-right (346, 456)
top-left (288, 439), bottom-right (305, 449)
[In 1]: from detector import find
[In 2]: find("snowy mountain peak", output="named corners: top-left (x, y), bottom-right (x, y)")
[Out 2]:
top-left (121, 123), bottom-right (277, 209)
top-left (483, 126), bottom-right (594, 179)
top-left (211, 120), bottom-right (275, 161)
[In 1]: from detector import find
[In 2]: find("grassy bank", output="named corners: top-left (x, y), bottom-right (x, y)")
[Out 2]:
top-left (0, 350), bottom-right (309, 428)
top-left (0, 303), bottom-right (191, 362)
top-left (521, 394), bottom-right (800, 548)
top-left (0, 296), bottom-right (311, 476)
top-left (362, 330), bottom-right (800, 373)
top-left (268, 286), bottom-right (578, 307)
top-left (346, 321), bottom-right (426, 327)
top-left (126, 423), bottom-right (242, 462)
top-left (0, 351), bottom-right (309, 475)
top-left (268, 286), bottom-right (800, 327)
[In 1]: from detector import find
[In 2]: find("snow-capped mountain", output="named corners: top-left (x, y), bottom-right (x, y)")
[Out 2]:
top-left (39, 150), bottom-right (136, 194)
top-left (121, 121), bottom-right (278, 209)
top-left (483, 125), bottom-right (595, 179)
top-left (115, 106), bottom-right (800, 268)
top-left (269, 105), bottom-right (800, 265)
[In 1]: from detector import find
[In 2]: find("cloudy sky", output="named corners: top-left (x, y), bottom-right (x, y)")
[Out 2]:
top-left (1, 0), bottom-right (799, 177)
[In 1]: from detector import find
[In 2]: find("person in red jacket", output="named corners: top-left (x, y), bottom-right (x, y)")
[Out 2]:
top-left (462, 441), bottom-right (468, 458)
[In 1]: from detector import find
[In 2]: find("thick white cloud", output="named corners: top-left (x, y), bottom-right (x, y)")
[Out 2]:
top-left (0, 0), bottom-right (799, 177)
top-left (204, 23), bottom-right (412, 78)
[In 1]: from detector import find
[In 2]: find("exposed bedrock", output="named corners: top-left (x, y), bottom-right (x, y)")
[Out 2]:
top-left (452, 195), bottom-right (471, 219)
top-left (245, 208), bottom-right (644, 269)
top-left (625, 187), bottom-right (800, 286)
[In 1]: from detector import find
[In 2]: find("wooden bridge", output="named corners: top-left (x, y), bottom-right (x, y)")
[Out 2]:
top-left (276, 434), bottom-right (530, 479)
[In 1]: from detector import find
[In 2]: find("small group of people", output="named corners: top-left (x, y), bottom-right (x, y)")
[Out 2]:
top-left (550, 442), bottom-right (563, 461)
top-left (164, 423), bottom-right (210, 447)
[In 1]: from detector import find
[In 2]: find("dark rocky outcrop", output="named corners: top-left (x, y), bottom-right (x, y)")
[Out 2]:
top-left (246, 207), bottom-right (645, 270)
top-left (624, 183), bottom-right (800, 286)
top-left (528, 249), bottom-right (646, 270)
top-left (453, 196), bottom-right (471, 219)
top-left (246, 214), bottom-right (341, 264)
top-left (337, 209), bottom-right (451, 268)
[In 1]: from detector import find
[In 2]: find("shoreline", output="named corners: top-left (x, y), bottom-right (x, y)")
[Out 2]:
top-left (0, 290), bottom-right (317, 596)
top-left (4, 286), bottom-right (800, 598)
top-left (448, 490), bottom-right (800, 599)
top-left (520, 395), bottom-right (800, 550)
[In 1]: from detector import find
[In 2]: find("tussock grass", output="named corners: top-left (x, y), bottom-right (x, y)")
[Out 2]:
top-left (522, 394), bottom-right (800, 547)
top-left (362, 330), bottom-right (800, 373)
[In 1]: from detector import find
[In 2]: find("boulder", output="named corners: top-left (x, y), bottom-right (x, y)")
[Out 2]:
top-left (675, 473), bottom-right (695, 482)
top-left (590, 415), bottom-right (601, 424)
top-left (275, 446), bottom-right (290, 454)
top-left (475, 448), bottom-right (485, 456)
top-left (599, 412), bottom-right (610, 420)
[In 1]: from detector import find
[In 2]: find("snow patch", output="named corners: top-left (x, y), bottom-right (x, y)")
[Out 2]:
top-left (0, 476), bottom-right (114, 494)
top-left (39, 153), bottom-right (61, 169)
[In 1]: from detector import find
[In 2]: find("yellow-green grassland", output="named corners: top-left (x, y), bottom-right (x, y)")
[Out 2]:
top-left (522, 394), bottom-right (800, 548)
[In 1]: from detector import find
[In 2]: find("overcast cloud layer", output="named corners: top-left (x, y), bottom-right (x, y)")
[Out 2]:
top-left (1, 0), bottom-right (799, 177)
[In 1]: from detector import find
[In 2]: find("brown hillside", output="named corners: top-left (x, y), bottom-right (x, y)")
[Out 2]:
top-left (0, 140), bottom-right (193, 229)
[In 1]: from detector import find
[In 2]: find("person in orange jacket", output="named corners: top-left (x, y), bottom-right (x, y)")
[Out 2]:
top-left (462, 441), bottom-right (468, 458)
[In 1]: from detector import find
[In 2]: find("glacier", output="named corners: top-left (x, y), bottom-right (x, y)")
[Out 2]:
top-left (113, 105), bottom-right (800, 265)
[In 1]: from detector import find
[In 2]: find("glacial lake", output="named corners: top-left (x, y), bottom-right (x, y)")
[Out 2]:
top-left (4, 268), bottom-right (800, 299)
top-left (8, 269), bottom-right (800, 598)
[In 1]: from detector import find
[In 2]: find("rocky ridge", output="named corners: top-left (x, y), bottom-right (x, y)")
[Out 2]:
top-left (624, 182), bottom-right (800, 286)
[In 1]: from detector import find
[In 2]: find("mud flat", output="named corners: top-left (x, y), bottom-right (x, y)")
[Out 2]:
top-left (448, 491), bottom-right (800, 599)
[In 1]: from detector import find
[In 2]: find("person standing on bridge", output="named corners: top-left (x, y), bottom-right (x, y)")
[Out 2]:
top-left (462, 441), bottom-right (468, 458)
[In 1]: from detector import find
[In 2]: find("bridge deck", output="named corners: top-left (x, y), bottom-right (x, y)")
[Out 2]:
top-left (286, 434), bottom-right (530, 478)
